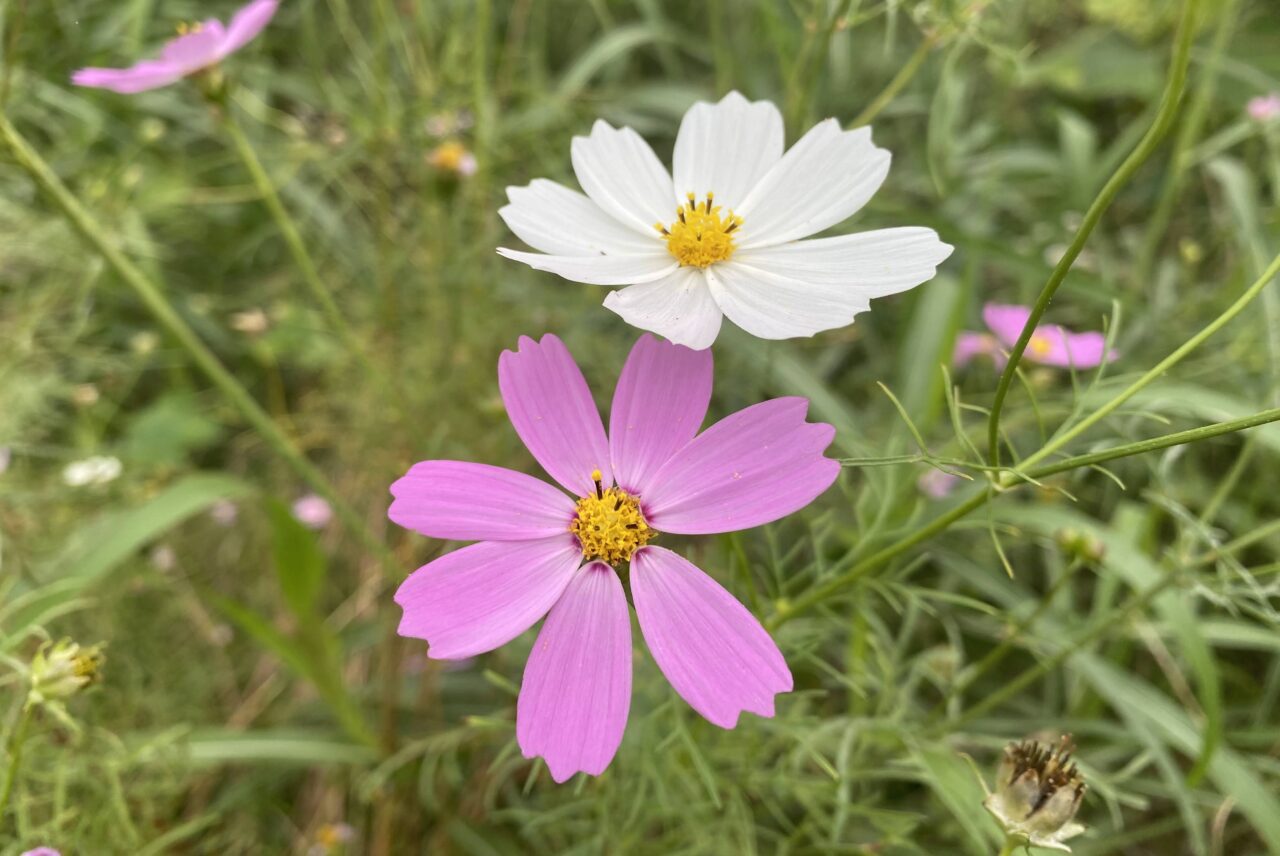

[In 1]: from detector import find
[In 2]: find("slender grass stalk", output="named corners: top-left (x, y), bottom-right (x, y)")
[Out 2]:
top-left (985, 0), bottom-right (1200, 466)
top-left (214, 95), bottom-right (372, 372)
top-left (0, 115), bottom-right (397, 577)
top-left (850, 32), bottom-right (938, 128)
top-left (0, 699), bottom-right (32, 825)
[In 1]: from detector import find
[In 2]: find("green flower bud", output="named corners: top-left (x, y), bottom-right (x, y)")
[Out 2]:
top-left (28, 639), bottom-right (105, 706)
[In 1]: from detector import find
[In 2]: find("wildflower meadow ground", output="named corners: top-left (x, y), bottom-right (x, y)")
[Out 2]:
top-left (2, 0), bottom-right (1280, 854)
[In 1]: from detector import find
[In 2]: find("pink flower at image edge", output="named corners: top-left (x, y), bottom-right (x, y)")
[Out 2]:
top-left (1247, 93), bottom-right (1280, 122)
top-left (388, 334), bottom-right (839, 782)
top-left (21, 848), bottom-right (61, 856)
top-left (71, 0), bottom-right (278, 94)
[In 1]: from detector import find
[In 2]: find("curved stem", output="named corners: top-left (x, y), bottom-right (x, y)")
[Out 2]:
top-left (850, 32), bottom-right (938, 128)
top-left (996, 834), bottom-right (1020, 856)
top-left (216, 98), bottom-right (372, 372)
top-left (985, 0), bottom-right (1199, 466)
top-left (0, 115), bottom-right (398, 576)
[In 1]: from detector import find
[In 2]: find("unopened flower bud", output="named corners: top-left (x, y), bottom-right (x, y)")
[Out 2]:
top-left (1055, 528), bottom-right (1105, 563)
top-left (29, 639), bottom-right (105, 706)
top-left (984, 736), bottom-right (1086, 851)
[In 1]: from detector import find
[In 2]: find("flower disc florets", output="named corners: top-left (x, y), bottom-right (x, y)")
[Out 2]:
top-left (655, 193), bottom-right (742, 269)
top-left (571, 470), bottom-right (654, 564)
top-left (985, 735), bottom-right (1086, 852)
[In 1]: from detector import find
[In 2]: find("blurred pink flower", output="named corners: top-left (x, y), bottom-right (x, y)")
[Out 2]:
top-left (954, 303), bottom-right (1115, 369)
top-left (918, 469), bottom-right (962, 499)
top-left (292, 494), bottom-right (333, 530)
top-left (210, 499), bottom-right (239, 526)
top-left (0, 446), bottom-right (10, 475)
top-left (21, 849), bottom-right (61, 856)
top-left (1247, 93), bottom-right (1280, 122)
top-left (389, 334), bottom-right (839, 782)
top-left (72, 0), bottom-right (278, 94)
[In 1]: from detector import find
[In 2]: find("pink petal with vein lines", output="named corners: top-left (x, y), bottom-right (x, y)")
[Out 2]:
top-left (388, 460), bottom-right (575, 541)
top-left (609, 334), bottom-right (712, 496)
top-left (499, 335), bottom-right (613, 497)
top-left (517, 563), bottom-right (632, 782)
top-left (643, 397), bottom-right (839, 535)
top-left (395, 536), bottom-right (582, 660)
top-left (631, 546), bottom-right (791, 727)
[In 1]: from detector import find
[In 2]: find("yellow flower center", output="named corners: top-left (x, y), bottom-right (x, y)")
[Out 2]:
top-left (655, 193), bottom-right (742, 269)
top-left (570, 469), bottom-right (655, 565)
top-left (176, 21), bottom-right (205, 35)
top-left (1029, 334), bottom-right (1053, 357)
top-left (428, 140), bottom-right (471, 173)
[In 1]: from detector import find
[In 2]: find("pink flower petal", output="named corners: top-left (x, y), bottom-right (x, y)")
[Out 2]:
top-left (389, 460), bottom-right (576, 541)
top-left (395, 536), bottom-right (582, 659)
top-left (642, 397), bottom-right (839, 535)
top-left (71, 61), bottom-right (186, 94)
top-left (608, 334), bottom-right (712, 496)
top-left (982, 303), bottom-right (1033, 348)
top-left (630, 546), bottom-right (791, 728)
top-left (953, 331), bottom-right (1001, 368)
top-left (517, 563), bottom-right (631, 782)
top-left (221, 0), bottom-right (281, 55)
top-left (160, 22), bottom-right (226, 71)
top-left (498, 335), bottom-right (612, 498)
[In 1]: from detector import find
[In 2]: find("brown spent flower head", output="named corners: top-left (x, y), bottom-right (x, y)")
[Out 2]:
top-left (984, 735), bottom-right (1086, 852)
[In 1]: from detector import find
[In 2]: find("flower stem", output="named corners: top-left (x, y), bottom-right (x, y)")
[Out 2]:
top-left (771, 401), bottom-right (1280, 628)
top-left (996, 834), bottom-right (1020, 856)
top-left (0, 114), bottom-right (398, 576)
top-left (985, 0), bottom-right (1200, 466)
top-left (0, 700), bottom-right (33, 825)
top-left (215, 97), bottom-right (372, 372)
top-left (850, 32), bottom-right (939, 128)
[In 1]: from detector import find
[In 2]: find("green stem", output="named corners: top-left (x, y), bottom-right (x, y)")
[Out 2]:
top-left (216, 98), bottom-right (372, 372)
top-left (985, 0), bottom-right (1199, 466)
top-left (771, 404), bottom-right (1280, 628)
top-left (0, 700), bottom-right (32, 825)
top-left (996, 834), bottom-right (1021, 856)
top-left (0, 115), bottom-right (397, 575)
top-left (850, 32), bottom-right (938, 128)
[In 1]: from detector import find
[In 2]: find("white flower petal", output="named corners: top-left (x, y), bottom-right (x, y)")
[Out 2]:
top-left (497, 248), bottom-right (677, 285)
top-left (707, 254), bottom-right (915, 340)
top-left (603, 267), bottom-right (722, 349)
top-left (500, 179), bottom-right (656, 255)
top-left (673, 91), bottom-right (784, 212)
top-left (733, 227), bottom-right (953, 293)
top-left (571, 120), bottom-right (676, 235)
top-left (736, 120), bottom-right (890, 248)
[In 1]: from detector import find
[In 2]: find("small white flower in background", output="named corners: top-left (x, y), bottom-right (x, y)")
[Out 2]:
top-left (427, 140), bottom-right (478, 177)
top-left (0, 446), bottom-right (10, 475)
top-left (230, 307), bottom-right (270, 335)
top-left (149, 543), bottom-right (177, 572)
top-left (62, 455), bottom-right (122, 487)
top-left (498, 91), bottom-right (952, 349)
top-left (292, 493), bottom-right (333, 529)
top-left (20, 848), bottom-right (62, 856)
top-left (984, 736), bottom-right (1086, 852)
top-left (130, 330), bottom-right (161, 354)
top-left (210, 499), bottom-right (239, 526)
top-left (71, 383), bottom-right (100, 407)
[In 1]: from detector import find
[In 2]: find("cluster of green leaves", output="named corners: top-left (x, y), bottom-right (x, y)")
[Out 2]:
top-left (1, 0), bottom-right (1278, 853)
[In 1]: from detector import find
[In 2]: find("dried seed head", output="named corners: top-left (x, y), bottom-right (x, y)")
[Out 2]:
top-left (985, 735), bottom-right (1086, 852)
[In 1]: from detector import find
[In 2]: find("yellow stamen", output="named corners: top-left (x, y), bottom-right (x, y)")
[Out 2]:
top-left (570, 470), bottom-right (655, 565)
top-left (176, 21), bottom-right (204, 35)
top-left (655, 192), bottom-right (742, 269)
top-left (1030, 334), bottom-right (1053, 357)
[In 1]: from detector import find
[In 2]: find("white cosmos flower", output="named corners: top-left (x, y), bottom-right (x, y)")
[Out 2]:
top-left (498, 91), bottom-right (953, 350)
top-left (62, 455), bottom-right (122, 487)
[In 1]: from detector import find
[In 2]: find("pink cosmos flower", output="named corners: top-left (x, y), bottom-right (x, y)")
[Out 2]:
top-left (71, 0), bottom-right (278, 94)
top-left (954, 303), bottom-right (1115, 370)
top-left (389, 333), bottom-right (839, 782)
top-left (1247, 93), bottom-right (1280, 122)
top-left (21, 849), bottom-right (61, 856)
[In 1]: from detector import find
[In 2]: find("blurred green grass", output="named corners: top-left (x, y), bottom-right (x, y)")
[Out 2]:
top-left (2, 0), bottom-right (1280, 853)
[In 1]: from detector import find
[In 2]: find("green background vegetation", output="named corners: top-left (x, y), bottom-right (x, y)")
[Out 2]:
top-left (2, 0), bottom-right (1279, 853)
